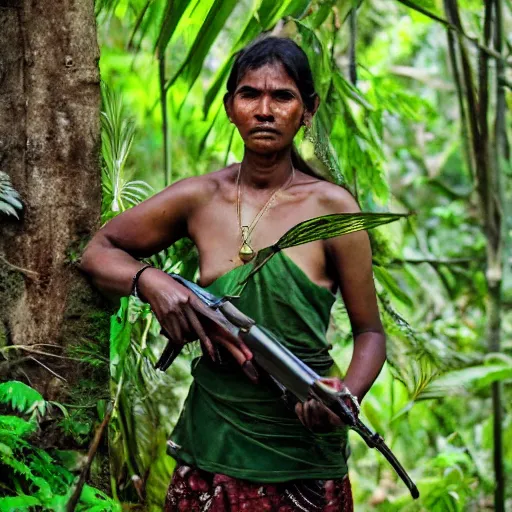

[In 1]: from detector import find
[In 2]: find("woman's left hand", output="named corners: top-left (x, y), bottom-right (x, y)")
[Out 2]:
top-left (294, 378), bottom-right (355, 433)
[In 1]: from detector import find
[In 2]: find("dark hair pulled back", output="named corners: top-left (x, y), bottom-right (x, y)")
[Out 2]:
top-left (225, 36), bottom-right (322, 179)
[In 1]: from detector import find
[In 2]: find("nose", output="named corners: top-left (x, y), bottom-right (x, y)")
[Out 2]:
top-left (255, 95), bottom-right (274, 122)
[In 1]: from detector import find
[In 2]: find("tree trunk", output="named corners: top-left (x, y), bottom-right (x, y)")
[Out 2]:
top-left (443, 2), bottom-right (507, 510)
top-left (0, 0), bottom-right (104, 397)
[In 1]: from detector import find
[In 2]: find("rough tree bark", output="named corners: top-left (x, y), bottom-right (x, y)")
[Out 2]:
top-left (0, 0), bottom-right (105, 397)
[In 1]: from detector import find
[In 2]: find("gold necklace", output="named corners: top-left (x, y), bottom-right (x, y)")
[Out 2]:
top-left (236, 163), bottom-right (295, 263)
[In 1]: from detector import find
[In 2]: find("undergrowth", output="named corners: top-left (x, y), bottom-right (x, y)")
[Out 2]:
top-left (0, 380), bottom-right (121, 512)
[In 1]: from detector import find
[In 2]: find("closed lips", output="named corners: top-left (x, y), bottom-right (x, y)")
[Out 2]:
top-left (250, 127), bottom-right (280, 134)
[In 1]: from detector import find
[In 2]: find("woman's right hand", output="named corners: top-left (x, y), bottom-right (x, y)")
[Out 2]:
top-left (137, 268), bottom-right (255, 372)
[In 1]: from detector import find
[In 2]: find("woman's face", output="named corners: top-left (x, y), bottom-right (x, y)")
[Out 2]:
top-left (226, 61), bottom-right (307, 155)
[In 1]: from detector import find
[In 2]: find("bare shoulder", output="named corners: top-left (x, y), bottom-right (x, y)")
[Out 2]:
top-left (296, 173), bottom-right (360, 215)
top-left (156, 164), bottom-right (236, 206)
top-left (320, 181), bottom-right (360, 214)
top-left (95, 165), bottom-right (237, 256)
top-left (100, 165), bottom-right (236, 229)
top-left (160, 170), bottom-right (218, 202)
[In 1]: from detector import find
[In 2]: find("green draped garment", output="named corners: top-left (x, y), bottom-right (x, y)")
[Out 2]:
top-left (170, 250), bottom-right (349, 482)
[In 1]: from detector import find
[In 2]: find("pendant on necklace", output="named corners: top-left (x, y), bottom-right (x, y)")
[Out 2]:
top-left (239, 242), bottom-right (255, 262)
top-left (239, 225), bottom-right (255, 262)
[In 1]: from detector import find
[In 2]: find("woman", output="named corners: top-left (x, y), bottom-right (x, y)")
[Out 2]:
top-left (81, 37), bottom-right (386, 512)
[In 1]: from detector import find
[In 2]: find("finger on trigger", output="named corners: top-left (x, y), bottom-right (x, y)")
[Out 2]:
top-left (308, 400), bottom-right (322, 429)
top-left (175, 309), bottom-right (191, 337)
top-left (303, 400), bottom-right (314, 429)
top-left (215, 337), bottom-right (247, 367)
top-left (164, 317), bottom-right (181, 343)
top-left (295, 402), bottom-right (304, 425)
top-left (192, 301), bottom-right (254, 360)
top-left (241, 361), bottom-right (259, 383)
top-left (236, 339), bottom-right (253, 361)
top-left (325, 407), bottom-right (343, 427)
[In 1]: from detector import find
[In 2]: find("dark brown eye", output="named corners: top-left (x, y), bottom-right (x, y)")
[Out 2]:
top-left (274, 91), bottom-right (295, 101)
top-left (239, 90), bottom-right (258, 99)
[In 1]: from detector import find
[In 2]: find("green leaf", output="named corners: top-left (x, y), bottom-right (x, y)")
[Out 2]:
top-left (417, 363), bottom-right (512, 400)
top-left (332, 71), bottom-right (374, 111)
top-left (244, 212), bottom-right (408, 280)
top-left (294, 20), bottom-right (332, 98)
top-left (100, 82), bottom-right (152, 220)
top-left (0, 441), bottom-right (13, 456)
top-left (0, 495), bottom-right (41, 511)
top-left (0, 381), bottom-right (47, 417)
top-left (0, 414), bottom-right (37, 438)
top-left (276, 212), bottom-right (408, 249)
top-left (154, 0), bottom-right (190, 57)
top-left (110, 297), bottom-right (133, 381)
top-left (397, 0), bottom-right (447, 23)
top-left (307, 0), bottom-right (335, 29)
top-left (166, 0), bottom-right (239, 92)
top-left (76, 484), bottom-right (122, 511)
top-left (374, 265), bottom-right (413, 307)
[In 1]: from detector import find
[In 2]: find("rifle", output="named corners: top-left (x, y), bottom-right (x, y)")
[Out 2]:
top-left (155, 274), bottom-right (420, 500)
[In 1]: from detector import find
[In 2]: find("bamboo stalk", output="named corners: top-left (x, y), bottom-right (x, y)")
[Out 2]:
top-left (490, 0), bottom-right (507, 508)
top-left (127, 1), bottom-right (151, 51)
top-left (478, 0), bottom-right (494, 227)
top-left (488, 289), bottom-right (504, 512)
top-left (442, 2), bottom-right (506, 510)
top-left (494, 0), bottom-right (509, 164)
top-left (444, 0), bottom-right (488, 220)
top-left (477, 2), bottom-right (492, 175)
top-left (445, 26), bottom-right (475, 178)
top-left (159, 54), bottom-right (171, 187)
top-left (348, 8), bottom-right (358, 200)
top-left (348, 9), bottom-right (357, 85)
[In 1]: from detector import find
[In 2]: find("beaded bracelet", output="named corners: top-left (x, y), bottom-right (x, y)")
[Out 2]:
top-left (131, 265), bottom-right (153, 301)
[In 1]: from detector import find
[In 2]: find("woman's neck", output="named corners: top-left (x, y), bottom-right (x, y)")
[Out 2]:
top-left (240, 147), bottom-right (294, 190)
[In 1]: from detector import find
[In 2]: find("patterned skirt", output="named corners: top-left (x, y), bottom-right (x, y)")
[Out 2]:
top-left (164, 463), bottom-right (353, 512)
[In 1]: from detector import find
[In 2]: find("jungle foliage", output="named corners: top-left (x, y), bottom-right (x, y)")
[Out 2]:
top-left (94, 1), bottom-right (511, 511)
top-left (2, 1), bottom-right (510, 511)
top-left (0, 381), bottom-right (120, 511)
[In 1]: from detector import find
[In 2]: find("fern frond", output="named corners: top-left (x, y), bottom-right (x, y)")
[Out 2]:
top-left (378, 292), bottom-right (472, 397)
top-left (417, 362), bottom-right (512, 400)
top-left (0, 415), bottom-right (37, 439)
top-left (0, 494), bottom-right (41, 511)
top-left (100, 83), bottom-right (153, 220)
top-left (0, 171), bottom-right (23, 219)
top-left (0, 412), bottom-right (121, 511)
top-left (0, 381), bottom-right (47, 419)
